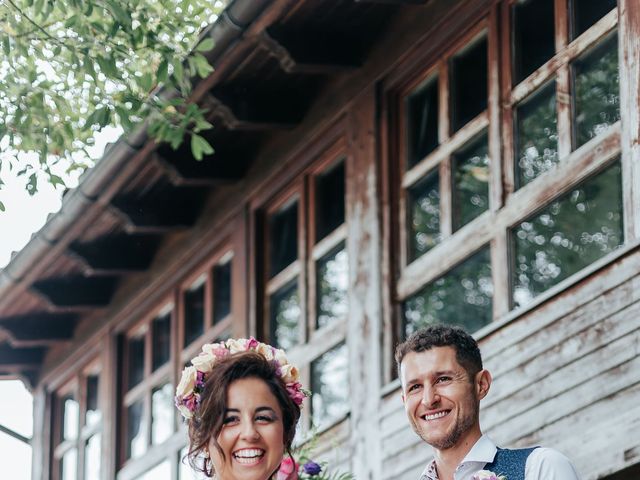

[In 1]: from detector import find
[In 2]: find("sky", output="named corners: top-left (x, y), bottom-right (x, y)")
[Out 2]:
top-left (0, 380), bottom-right (33, 480)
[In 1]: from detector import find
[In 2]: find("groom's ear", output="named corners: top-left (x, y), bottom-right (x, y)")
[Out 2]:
top-left (475, 369), bottom-right (492, 400)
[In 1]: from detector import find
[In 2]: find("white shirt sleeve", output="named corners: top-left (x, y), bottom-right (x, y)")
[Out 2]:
top-left (525, 447), bottom-right (581, 480)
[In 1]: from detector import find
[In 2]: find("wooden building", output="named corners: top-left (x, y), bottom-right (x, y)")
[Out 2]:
top-left (1, 0), bottom-right (638, 478)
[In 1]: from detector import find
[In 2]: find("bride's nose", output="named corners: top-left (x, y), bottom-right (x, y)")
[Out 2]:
top-left (239, 421), bottom-right (260, 441)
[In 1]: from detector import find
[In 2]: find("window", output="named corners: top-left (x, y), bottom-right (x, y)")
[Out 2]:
top-left (261, 142), bottom-right (349, 430)
top-left (52, 363), bottom-right (102, 480)
top-left (387, 0), bottom-right (623, 365)
top-left (122, 303), bottom-right (175, 463)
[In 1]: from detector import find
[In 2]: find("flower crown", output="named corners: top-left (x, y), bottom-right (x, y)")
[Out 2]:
top-left (175, 337), bottom-right (309, 419)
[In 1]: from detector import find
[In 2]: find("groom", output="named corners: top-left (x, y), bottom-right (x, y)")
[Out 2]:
top-left (396, 325), bottom-right (581, 480)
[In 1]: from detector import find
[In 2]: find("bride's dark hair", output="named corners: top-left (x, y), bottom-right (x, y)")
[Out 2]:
top-left (185, 350), bottom-right (301, 477)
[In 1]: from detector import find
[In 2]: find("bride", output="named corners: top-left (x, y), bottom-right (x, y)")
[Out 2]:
top-left (175, 338), bottom-right (308, 480)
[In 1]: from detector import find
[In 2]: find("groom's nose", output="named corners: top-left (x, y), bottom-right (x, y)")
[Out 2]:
top-left (421, 384), bottom-right (440, 407)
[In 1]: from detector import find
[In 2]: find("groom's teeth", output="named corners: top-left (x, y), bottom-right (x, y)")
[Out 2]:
top-left (424, 411), bottom-right (448, 421)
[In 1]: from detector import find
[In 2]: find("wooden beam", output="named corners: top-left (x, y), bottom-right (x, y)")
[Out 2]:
top-left (68, 234), bottom-right (162, 274)
top-left (31, 276), bottom-right (120, 308)
top-left (203, 93), bottom-right (296, 131)
top-left (259, 30), bottom-right (360, 75)
top-left (110, 185), bottom-right (209, 231)
top-left (0, 313), bottom-right (77, 346)
top-left (0, 345), bottom-right (45, 367)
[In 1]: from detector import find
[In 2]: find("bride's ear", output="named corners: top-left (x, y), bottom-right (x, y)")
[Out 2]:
top-left (475, 369), bottom-right (492, 400)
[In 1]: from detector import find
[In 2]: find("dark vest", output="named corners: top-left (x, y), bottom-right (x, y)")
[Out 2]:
top-left (482, 447), bottom-right (539, 480)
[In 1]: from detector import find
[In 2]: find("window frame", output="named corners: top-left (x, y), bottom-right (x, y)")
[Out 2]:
top-left (383, 1), bottom-right (624, 385)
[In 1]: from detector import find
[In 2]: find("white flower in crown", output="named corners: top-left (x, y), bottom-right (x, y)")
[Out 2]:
top-left (273, 347), bottom-right (288, 365)
top-left (472, 470), bottom-right (506, 480)
top-left (256, 342), bottom-right (275, 361)
top-left (226, 338), bottom-right (249, 354)
top-left (280, 363), bottom-right (299, 383)
top-left (176, 366), bottom-right (198, 398)
top-left (190, 350), bottom-right (217, 372)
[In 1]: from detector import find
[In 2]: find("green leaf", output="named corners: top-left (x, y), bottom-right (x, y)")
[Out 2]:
top-left (98, 108), bottom-right (111, 128)
top-left (96, 55), bottom-right (119, 78)
top-left (195, 38), bottom-right (215, 52)
top-left (48, 174), bottom-right (66, 188)
top-left (190, 133), bottom-right (213, 161)
top-left (192, 53), bottom-right (213, 78)
top-left (106, 0), bottom-right (132, 30)
top-left (34, 0), bottom-right (45, 15)
top-left (2, 37), bottom-right (9, 56)
top-left (116, 106), bottom-right (133, 131)
top-left (157, 58), bottom-right (168, 84)
top-left (0, 200), bottom-right (5, 212)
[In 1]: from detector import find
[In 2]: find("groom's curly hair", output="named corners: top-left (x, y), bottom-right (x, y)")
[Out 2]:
top-left (395, 324), bottom-right (483, 380)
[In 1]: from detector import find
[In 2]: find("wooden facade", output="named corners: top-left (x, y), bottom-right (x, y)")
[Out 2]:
top-left (0, 0), bottom-right (639, 479)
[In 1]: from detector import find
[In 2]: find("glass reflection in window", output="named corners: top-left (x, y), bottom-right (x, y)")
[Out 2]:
top-left (512, 0), bottom-right (555, 84)
top-left (515, 82), bottom-right (558, 187)
top-left (152, 383), bottom-right (174, 445)
top-left (452, 134), bottom-right (489, 230)
top-left (315, 162), bottom-right (345, 242)
top-left (127, 335), bottom-right (145, 390)
top-left (152, 310), bottom-right (171, 370)
top-left (269, 201), bottom-right (298, 278)
top-left (571, 0), bottom-right (617, 40)
top-left (450, 36), bottom-right (487, 132)
top-left (406, 75), bottom-right (439, 169)
top-left (84, 434), bottom-right (101, 480)
top-left (404, 248), bottom-right (493, 337)
top-left (573, 34), bottom-right (620, 149)
top-left (311, 343), bottom-right (349, 430)
top-left (270, 281), bottom-right (301, 350)
top-left (184, 280), bottom-right (205, 348)
top-left (316, 244), bottom-right (348, 329)
top-left (408, 170), bottom-right (441, 262)
top-left (126, 400), bottom-right (146, 460)
top-left (62, 395), bottom-right (79, 441)
top-left (85, 374), bottom-right (101, 427)
top-left (213, 260), bottom-right (232, 324)
top-left (512, 161), bottom-right (623, 308)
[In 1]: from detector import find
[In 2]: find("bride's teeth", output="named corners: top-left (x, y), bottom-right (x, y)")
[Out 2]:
top-left (424, 411), bottom-right (448, 421)
top-left (234, 449), bottom-right (264, 460)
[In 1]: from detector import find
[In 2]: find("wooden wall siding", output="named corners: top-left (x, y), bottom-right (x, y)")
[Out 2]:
top-left (378, 246), bottom-right (640, 480)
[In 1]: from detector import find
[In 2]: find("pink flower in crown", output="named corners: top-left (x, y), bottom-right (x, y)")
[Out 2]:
top-left (286, 382), bottom-right (306, 406)
top-left (183, 393), bottom-right (199, 412)
top-left (247, 337), bottom-right (260, 350)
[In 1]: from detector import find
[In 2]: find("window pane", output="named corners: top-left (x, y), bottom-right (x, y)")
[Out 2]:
top-left (450, 36), bottom-right (487, 132)
top-left (316, 245), bottom-right (348, 329)
top-left (452, 134), bottom-right (490, 230)
top-left (269, 281), bottom-right (301, 350)
top-left (62, 395), bottom-right (79, 441)
top-left (85, 374), bottom-right (101, 427)
top-left (407, 170), bottom-right (441, 262)
top-left (404, 248), bottom-right (493, 337)
top-left (184, 282), bottom-right (205, 348)
top-left (126, 399), bottom-right (146, 460)
top-left (515, 83), bottom-right (558, 187)
top-left (512, 0), bottom-right (555, 84)
top-left (213, 260), bottom-right (232, 324)
top-left (152, 382), bottom-right (174, 445)
top-left (269, 201), bottom-right (298, 278)
top-left (406, 75), bottom-right (439, 169)
top-left (127, 335), bottom-right (145, 390)
top-left (572, 0), bottom-right (617, 39)
top-left (573, 33), bottom-right (620, 149)
top-left (152, 310), bottom-right (171, 370)
top-left (139, 461), bottom-right (172, 480)
top-left (311, 343), bottom-right (349, 430)
top-left (61, 448), bottom-right (77, 480)
top-left (84, 434), bottom-right (101, 480)
top-left (513, 161), bottom-right (623, 308)
top-left (316, 162), bottom-right (345, 242)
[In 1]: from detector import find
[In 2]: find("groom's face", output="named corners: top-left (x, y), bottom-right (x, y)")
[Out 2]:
top-left (400, 346), bottom-right (484, 451)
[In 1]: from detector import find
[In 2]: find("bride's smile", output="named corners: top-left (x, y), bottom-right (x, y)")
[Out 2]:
top-left (210, 377), bottom-right (285, 480)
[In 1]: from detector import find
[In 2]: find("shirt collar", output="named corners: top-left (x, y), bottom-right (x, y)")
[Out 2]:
top-left (419, 435), bottom-right (497, 480)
